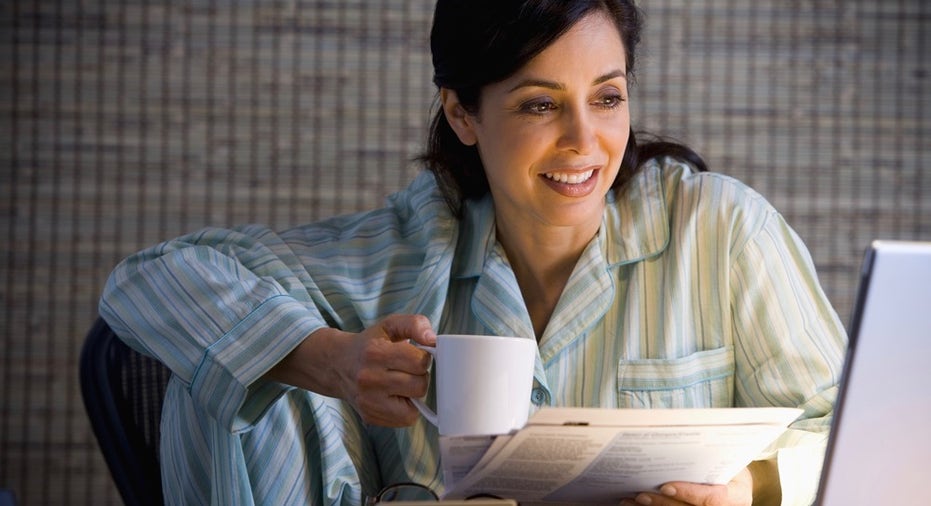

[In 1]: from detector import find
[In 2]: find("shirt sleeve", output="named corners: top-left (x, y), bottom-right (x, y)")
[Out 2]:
top-left (98, 171), bottom-right (457, 433)
top-left (728, 207), bottom-right (847, 505)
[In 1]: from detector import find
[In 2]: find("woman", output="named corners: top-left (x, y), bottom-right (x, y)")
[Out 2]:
top-left (100, 1), bottom-right (846, 505)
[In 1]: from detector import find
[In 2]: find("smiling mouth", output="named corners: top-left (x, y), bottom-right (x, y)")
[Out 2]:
top-left (543, 169), bottom-right (594, 184)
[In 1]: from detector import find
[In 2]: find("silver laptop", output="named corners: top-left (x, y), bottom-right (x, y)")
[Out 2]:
top-left (815, 240), bottom-right (931, 505)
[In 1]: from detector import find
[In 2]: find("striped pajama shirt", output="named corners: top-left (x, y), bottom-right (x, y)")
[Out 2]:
top-left (100, 158), bottom-right (846, 505)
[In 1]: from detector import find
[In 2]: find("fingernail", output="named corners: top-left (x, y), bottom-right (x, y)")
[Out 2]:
top-left (634, 494), bottom-right (652, 505)
top-left (660, 484), bottom-right (677, 496)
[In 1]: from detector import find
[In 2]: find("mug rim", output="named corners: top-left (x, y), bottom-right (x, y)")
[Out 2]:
top-left (436, 333), bottom-right (532, 341)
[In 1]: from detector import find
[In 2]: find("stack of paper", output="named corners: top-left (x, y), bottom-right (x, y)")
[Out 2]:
top-left (440, 407), bottom-right (802, 505)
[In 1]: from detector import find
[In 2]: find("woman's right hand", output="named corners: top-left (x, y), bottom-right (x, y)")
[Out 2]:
top-left (265, 314), bottom-right (436, 426)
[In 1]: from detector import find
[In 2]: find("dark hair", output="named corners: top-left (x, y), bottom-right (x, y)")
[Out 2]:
top-left (419, 0), bottom-right (707, 217)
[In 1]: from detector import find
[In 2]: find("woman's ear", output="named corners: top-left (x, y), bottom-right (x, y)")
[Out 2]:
top-left (440, 88), bottom-right (478, 146)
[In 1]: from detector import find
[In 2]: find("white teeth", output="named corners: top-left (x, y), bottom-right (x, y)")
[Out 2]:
top-left (544, 169), bottom-right (594, 184)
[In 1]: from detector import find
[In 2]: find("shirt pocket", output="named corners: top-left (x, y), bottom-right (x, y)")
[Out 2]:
top-left (617, 345), bottom-right (735, 409)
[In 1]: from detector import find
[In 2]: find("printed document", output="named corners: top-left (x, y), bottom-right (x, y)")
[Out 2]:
top-left (441, 407), bottom-right (801, 505)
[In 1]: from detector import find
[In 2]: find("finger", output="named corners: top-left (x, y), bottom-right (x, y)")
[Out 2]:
top-left (383, 367), bottom-right (430, 399)
top-left (356, 393), bottom-right (422, 427)
top-left (360, 339), bottom-right (432, 375)
top-left (357, 354), bottom-right (429, 398)
top-left (379, 314), bottom-right (436, 346)
top-left (621, 493), bottom-right (690, 506)
top-left (653, 482), bottom-right (728, 505)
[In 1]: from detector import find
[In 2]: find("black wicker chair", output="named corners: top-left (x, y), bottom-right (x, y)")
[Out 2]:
top-left (80, 316), bottom-right (171, 506)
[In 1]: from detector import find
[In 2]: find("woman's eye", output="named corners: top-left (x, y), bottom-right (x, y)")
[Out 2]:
top-left (594, 94), bottom-right (625, 109)
top-left (520, 99), bottom-right (557, 115)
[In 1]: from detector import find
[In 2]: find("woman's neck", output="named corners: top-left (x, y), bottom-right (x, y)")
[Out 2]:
top-left (495, 218), bottom-right (599, 339)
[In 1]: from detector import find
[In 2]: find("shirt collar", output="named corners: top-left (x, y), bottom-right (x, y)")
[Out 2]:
top-left (452, 192), bottom-right (496, 279)
top-left (603, 161), bottom-right (670, 266)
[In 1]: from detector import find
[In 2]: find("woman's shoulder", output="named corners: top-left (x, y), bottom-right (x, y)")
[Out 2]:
top-left (282, 170), bottom-right (456, 247)
top-left (623, 157), bottom-right (787, 255)
top-left (653, 157), bottom-right (768, 203)
top-left (646, 156), bottom-right (778, 221)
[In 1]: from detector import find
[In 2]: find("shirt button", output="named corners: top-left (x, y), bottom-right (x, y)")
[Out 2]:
top-left (531, 388), bottom-right (548, 405)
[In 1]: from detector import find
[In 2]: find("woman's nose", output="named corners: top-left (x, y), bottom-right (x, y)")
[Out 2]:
top-left (557, 106), bottom-right (597, 154)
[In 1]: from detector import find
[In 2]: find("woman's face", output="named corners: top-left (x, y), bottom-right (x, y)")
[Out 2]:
top-left (446, 12), bottom-right (630, 232)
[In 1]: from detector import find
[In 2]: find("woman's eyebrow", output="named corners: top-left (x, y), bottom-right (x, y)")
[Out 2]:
top-left (594, 69), bottom-right (627, 85)
top-left (507, 69), bottom-right (627, 93)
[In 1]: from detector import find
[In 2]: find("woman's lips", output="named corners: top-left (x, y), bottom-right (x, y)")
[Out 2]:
top-left (540, 168), bottom-right (600, 197)
top-left (542, 169), bottom-right (594, 184)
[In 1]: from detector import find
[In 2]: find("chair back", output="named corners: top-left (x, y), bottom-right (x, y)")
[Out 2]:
top-left (80, 317), bottom-right (171, 506)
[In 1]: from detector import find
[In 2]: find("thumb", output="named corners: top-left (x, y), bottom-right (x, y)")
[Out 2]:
top-left (379, 314), bottom-right (436, 346)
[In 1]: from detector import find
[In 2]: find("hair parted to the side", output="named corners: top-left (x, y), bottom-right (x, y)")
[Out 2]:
top-left (419, 0), bottom-right (707, 218)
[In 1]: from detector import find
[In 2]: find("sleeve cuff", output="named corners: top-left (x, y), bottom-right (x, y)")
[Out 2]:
top-left (190, 295), bottom-right (325, 433)
top-left (764, 429), bottom-right (828, 506)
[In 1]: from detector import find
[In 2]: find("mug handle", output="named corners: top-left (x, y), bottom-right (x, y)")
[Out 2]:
top-left (410, 342), bottom-right (438, 427)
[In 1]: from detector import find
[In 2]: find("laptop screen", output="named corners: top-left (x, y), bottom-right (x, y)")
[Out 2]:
top-left (815, 240), bottom-right (931, 505)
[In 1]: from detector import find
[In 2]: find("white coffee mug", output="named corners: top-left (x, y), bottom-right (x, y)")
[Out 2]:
top-left (412, 334), bottom-right (537, 437)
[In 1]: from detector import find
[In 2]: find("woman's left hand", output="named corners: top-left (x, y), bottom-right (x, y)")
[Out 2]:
top-left (619, 463), bottom-right (777, 506)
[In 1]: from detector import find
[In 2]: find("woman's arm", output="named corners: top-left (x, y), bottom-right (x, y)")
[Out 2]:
top-left (265, 314), bottom-right (436, 426)
top-left (728, 210), bottom-right (846, 504)
top-left (99, 172), bottom-right (457, 432)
